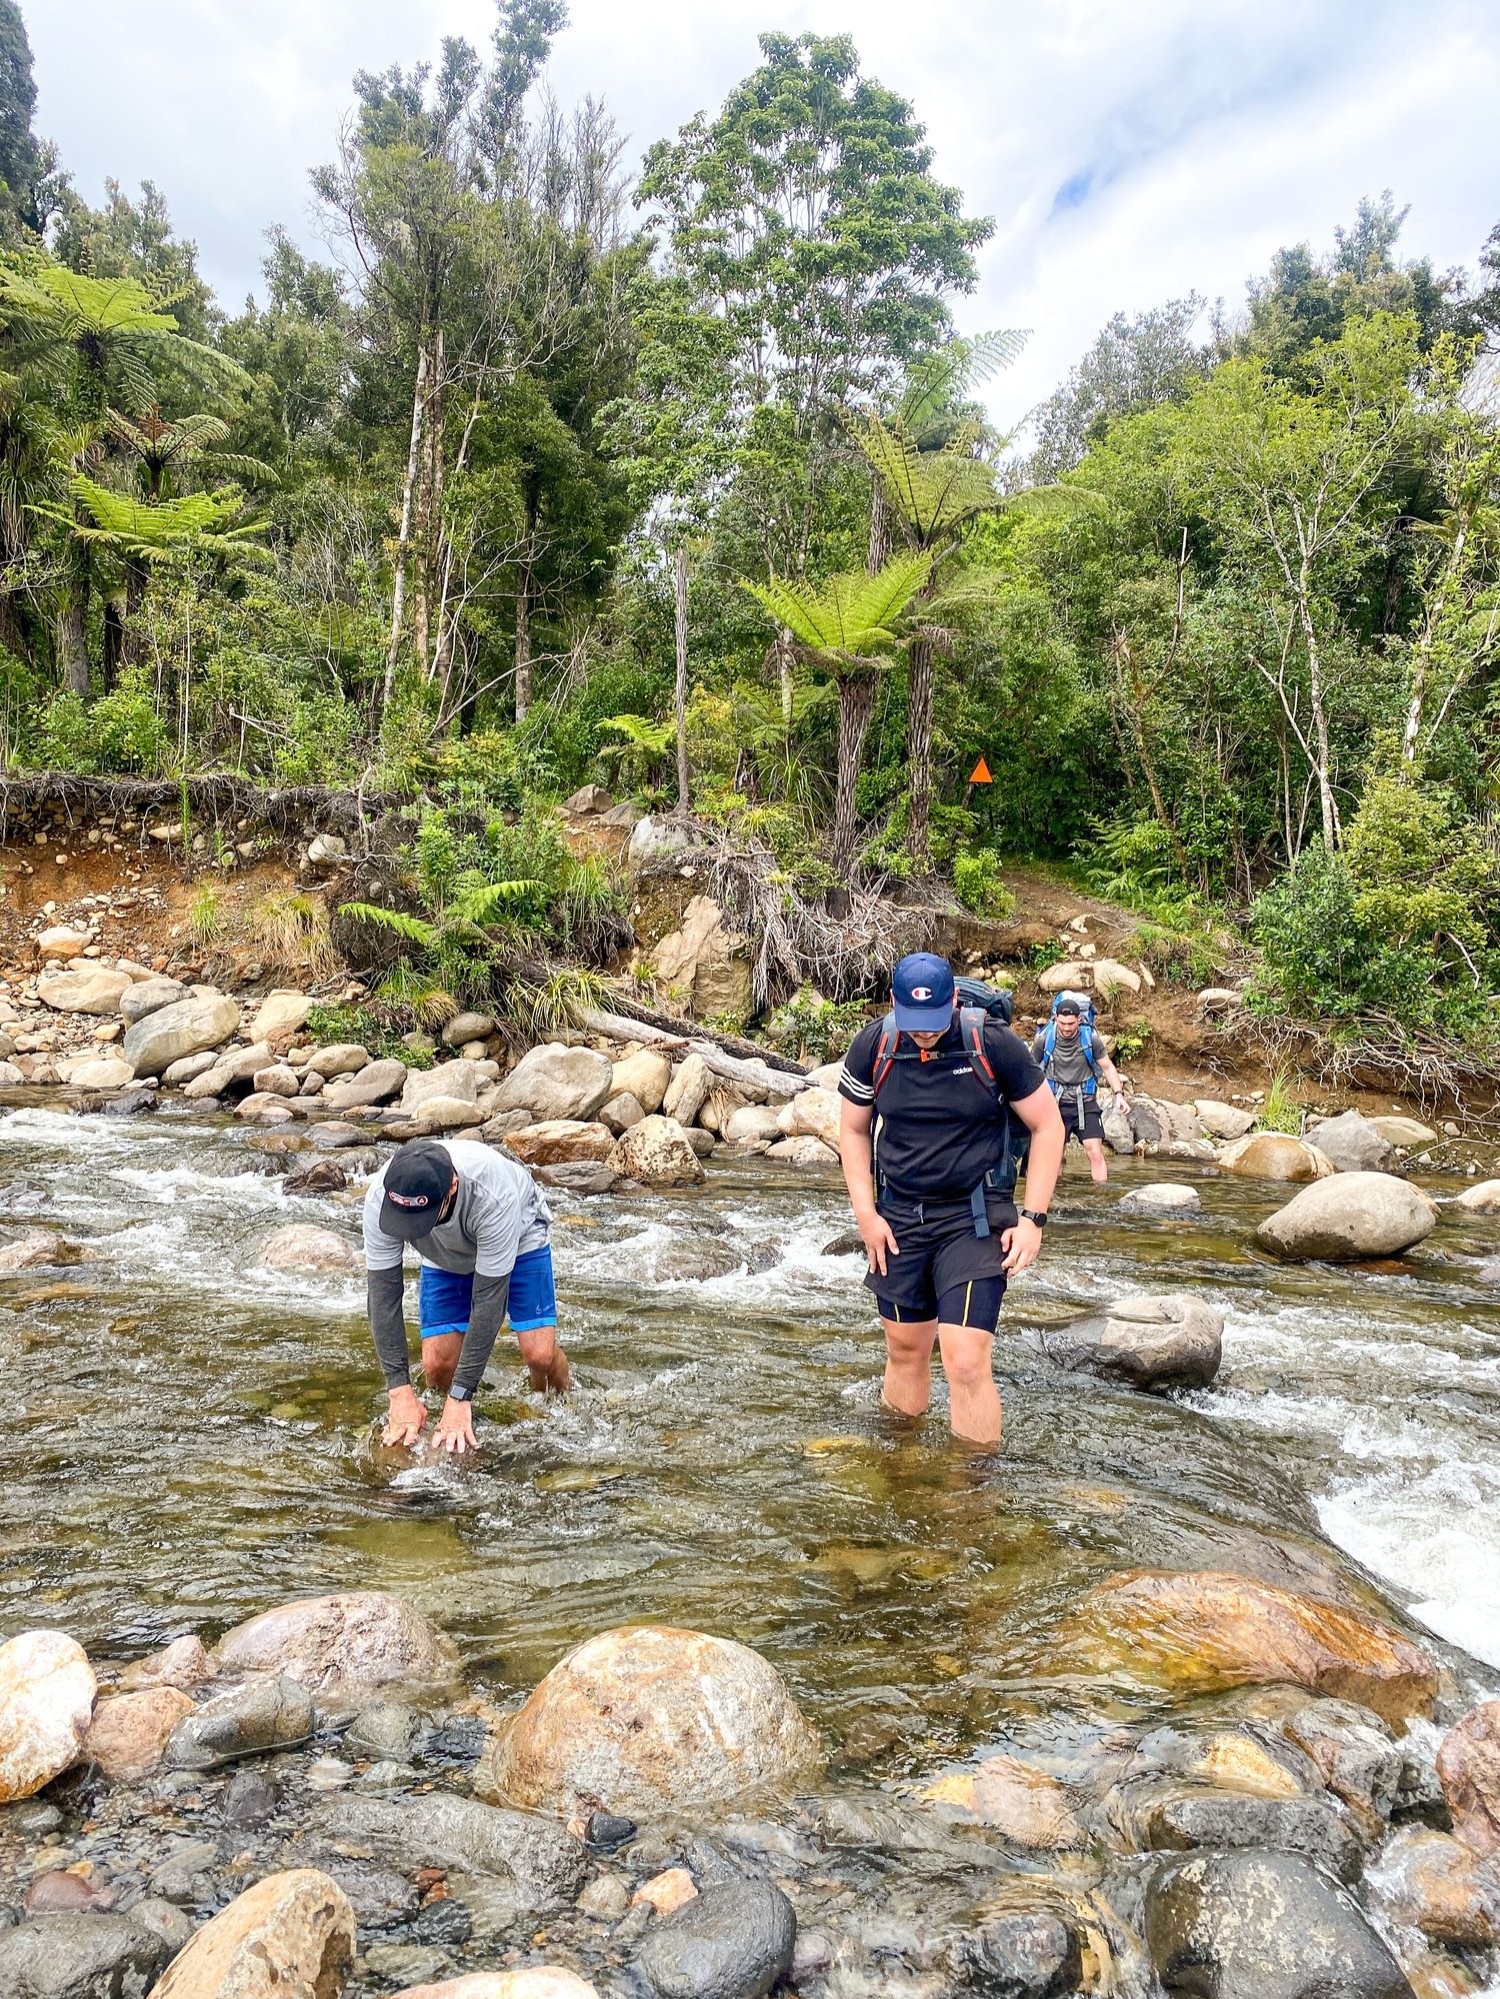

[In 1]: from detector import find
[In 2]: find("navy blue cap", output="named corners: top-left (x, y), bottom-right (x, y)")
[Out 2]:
top-left (379, 1140), bottom-right (454, 1240)
top-left (892, 952), bottom-right (956, 1032)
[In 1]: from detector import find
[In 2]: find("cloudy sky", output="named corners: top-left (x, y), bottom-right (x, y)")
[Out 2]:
top-left (28, 0), bottom-right (1500, 432)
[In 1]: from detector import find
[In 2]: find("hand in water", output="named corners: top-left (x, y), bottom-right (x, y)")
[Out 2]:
top-left (382, 1386), bottom-right (428, 1448)
top-left (434, 1397), bottom-right (477, 1454)
top-left (860, 1214), bottom-right (900, 1277)
top-left (1000, 1218), bottom-right (1042, 1276)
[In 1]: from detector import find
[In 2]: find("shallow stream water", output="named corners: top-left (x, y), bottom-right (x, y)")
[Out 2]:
top-left (4, 1096), bottom-right (1499, 1756)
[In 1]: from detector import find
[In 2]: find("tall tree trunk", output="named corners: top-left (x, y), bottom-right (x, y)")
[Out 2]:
top-left (832, 672), bottom-right (877, 872)
top-left (907, 634), bottom-right (933, 871)
top-left (57, 571), bottom-right (90, 697)
top-left (101, 597), bottom-right (124, 691)
top-left (1296, 570), bottom-right (1339, 847)
top-left (412, 327), bottom-right (444, 676)
top-left (514, 547), bottom-right (533, 723)
top-left (674, 543), bottom-right (690, 813)
top-left (384, 333), bottom-right (430, 710)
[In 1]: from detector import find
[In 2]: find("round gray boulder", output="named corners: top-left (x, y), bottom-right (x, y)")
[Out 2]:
top-left (1039, 1293), bottom-right (1222, 1392)
top-left (1306, 1110), bottom-right (1395, 1174)
top-left (1256, 1172), bottom-right (1437, 1262)
top-left (1117, 1183), bottom-right (1202, 1217)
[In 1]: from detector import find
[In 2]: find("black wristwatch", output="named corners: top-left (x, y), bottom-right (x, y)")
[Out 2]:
top-left (1020, 1208), bottom-right (1049, 1228)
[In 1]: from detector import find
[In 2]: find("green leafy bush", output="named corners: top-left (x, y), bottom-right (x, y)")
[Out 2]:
top-left (31, 676), bottom-right (167, 776)
top-left (953, 850), bottom-right (1015, 920)
top-left (767, 986), bottom-right (869, 1063)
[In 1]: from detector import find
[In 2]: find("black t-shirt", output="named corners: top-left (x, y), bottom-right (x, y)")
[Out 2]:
top-left (839, 1013), bottom-right (1046, 1203)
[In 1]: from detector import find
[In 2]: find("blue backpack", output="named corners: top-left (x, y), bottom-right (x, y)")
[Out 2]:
top-left (1041, 991), bottom-right (1100, 1096)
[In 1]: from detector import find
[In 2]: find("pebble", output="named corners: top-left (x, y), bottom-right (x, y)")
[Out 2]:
top-left (222, 1767), bottom-right (281, 1828)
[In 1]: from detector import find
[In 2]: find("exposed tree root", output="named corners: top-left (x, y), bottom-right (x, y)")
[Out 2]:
top-left (0, 772), bottom-right (400, 846)
top-left (1242, 1010), bottom-right (1500, 1125)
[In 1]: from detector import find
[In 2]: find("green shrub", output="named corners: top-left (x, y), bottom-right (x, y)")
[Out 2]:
top-left (767, 986), bottom-right (869, 1063)
top-left (953, 850), bottom-right (1016, 920)
top-left (32, 675), bottom-right (167, 776)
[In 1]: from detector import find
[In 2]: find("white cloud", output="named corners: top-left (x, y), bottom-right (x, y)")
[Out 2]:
top-left (29, 0), bottom-right (1500, 416)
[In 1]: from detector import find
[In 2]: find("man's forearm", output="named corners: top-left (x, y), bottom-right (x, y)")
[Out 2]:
top-left (1022, 1120), bottom-right (1066, 1213)
top-left (839, 1122), bottom-right (878, 1221)
top-left (367, 1267), bottom-right (411, 1388)
top-left (451, 1272), bottom-right (511, 1399)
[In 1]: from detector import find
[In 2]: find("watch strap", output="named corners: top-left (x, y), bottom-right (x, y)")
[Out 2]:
top-left (1020, 1207), bottom-right (1049, 1227)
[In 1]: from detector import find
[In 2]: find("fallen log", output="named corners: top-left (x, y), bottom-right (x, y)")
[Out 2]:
top-left (577, 1008), bottom-right (809, 1100)
top-left (579, 993), bottom-right (808, 1075)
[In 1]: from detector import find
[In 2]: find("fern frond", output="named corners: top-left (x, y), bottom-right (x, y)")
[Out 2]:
top-left (339, 901), bottom-right (436, 948)
top-left (450, 877), bottom-right (544, 925)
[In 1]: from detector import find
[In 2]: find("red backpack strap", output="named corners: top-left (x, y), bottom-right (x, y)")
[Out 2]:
top-left (871, 1012), bottom-right (901, 1098)
top-left (960, 1005), bottom-right (1000, 1100)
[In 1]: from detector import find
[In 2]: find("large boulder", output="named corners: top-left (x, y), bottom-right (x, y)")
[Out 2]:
top-left (1437, 1699), bottom-right (1500, 1858)
top-left (123, 992), bottom-right (240, 1078)
top-left (610, 1047), bottom-right (671, 1114)
top-left (1457, 1179), bottom-right (1500, 1214)
top-left (651, 896), bottom-right (752, 1019)
top-left (1144, 1849), bottom-right (1414, 1999)
top-left (0, 1915), bottom-right (169, 1999)
top-left (1056, 1570), bottom-right (1436, 1725)
top-left (442, 1010), bottom-right (496, 1047)
top-left (1092, 957), bottom-right (1142, 997)
top-left (488, 1043), bottom-right (614, 1123)
top-left (166, 1674), bottom-right (314, 1769)
top-left (403, 1097), bottom-right (485, 1136)
top-left (215, 1591), bottom-right (459, 1706)
top-left (119, 975), bottom-right (187, 1024)
top-left (35, 924), bottom-right (88, 960)
top-left (503, 1121), bottom-right (615, 1167)
top-left (765, 1135), bottom-right (838, 1167)
top-left (611, 1115), bottom-right (705, 1187)
top-left (1038, 961), bottom-right (1087, 993)
top-left (1307, 1110), bottom-right (1396, 1174)
top-left (66, 1056), bottom-right (135, 1092)
top-left (402, 1059), bottom-right (478, 1110)
top-left (0, 1630), bottom-right (96, 1802)
top-left (477, 1625), bottom-right (823, 1817)
top-left (1217, 1132), bottom-right (1336, 1182)
top-left (306, 1042), bottom-right (371, 1078)
top-left (662, 1051), bottom-right (712, 1127)
top-left (36, 966), bottom-right (133, 1015)
top-left (724, 1104), bottom-right (782, 1144)
top-left (152, 1868), bottom-right (355, 1999)
top-left (628, 815), bottom-right (697, 867)
top-left (323, 1057), bottom-right (407, 1109)
top-left (257, 1224), bottom-right (359, 1272)
top-left (1039, 1294), bottom-right (1222, 1392)
top-left (634, 1880), bottom-right (796, 1999)
top-left (1256, 1173), bottom-right (1437, 1262)
top-left (776, 1086), bottom-right (841, 1152)
top-left (83, 1685), bottom-right (194, 1781)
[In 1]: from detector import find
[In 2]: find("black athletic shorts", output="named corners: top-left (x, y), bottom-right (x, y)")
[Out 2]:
top-left (866, 1189), bottom-right (1015, 1328)
top-left (1058, 1094), bottom-right (1105, 1144)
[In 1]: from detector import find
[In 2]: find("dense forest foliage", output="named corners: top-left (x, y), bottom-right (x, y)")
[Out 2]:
top-left (1, 0), bottom-right (1499, 1046)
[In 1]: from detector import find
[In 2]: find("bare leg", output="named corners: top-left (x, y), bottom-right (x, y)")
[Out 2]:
top-left (880, 1315), bottom-right (938, 1417)
top-left (937, 1322), bottom-right (1002, 1445)
top-left (1083, 1136), bottom-right (1109, 1186)
top-left (420, 1332), bottom-right (464, 1398)
top-left (518, 1323), bottom-right (571, 1394)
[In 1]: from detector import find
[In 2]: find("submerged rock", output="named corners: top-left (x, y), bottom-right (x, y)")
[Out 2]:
top-left (953, 1910), bottom-right (1082, 1999)
top-left (392, 1973), bottom-right (600, 1998)
top-left (315, 1790), bottom-right (586, 1909)
top-left (634, 1879), bottom-right (796, 1999)
top-left (0, 1913), bottom-right (168, 1999)
top-left (1256, 1173), bottom-right (1437, 1262)
top-left (1116, 1183), bottom-right (1202, 1216)
top-left (1056, 1570), bottom-right (1437, 1725)
top-left (0, 1230), bottom-right (85, 1272)
top-left (919, 1752), bottom-right (1084, 1848)
top-left (165, 1673), bottom-right (313, 1768)
top-left (1217, 1133), bottom-right (1336, 1182)
top-left (215, 1591), bottom-right (458, 1706)
top-left (1436, 1699), bottom-right (1500, 1858)
top-left (477, 1625), bottom-right (823, 1817)
top-left (1368, 1825), bottom-right (1500, 1947)
top-left (1039, 1294), bottom-right (1222, 1392)
top-left (283, 1158), bottom-right (348, 1195)
top-left (1283, 1698), bottom-right (1402, 1836)
top-left (83, 1685), bottom-right (193, 1780)
top-left (1143, 1848), bottom-right (1413, 1999)
top-left (1112, 1778), bottom-right (1364, 1881)
top-left (256, 1223), bottom-right (359, 1271)
top-left (611, 1116), bottom-right (706, 1188)
top-left (152, 1867), bottom-right (355, 1999)
top-left (0, 1629), bottom-right (95, 1803)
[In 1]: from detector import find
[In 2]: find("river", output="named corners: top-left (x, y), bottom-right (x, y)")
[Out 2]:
top-left (4, 1094), bottom-right (1498, 1756)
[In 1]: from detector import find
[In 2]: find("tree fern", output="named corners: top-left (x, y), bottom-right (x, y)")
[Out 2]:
top-left (339, 902), bottom-right (437, 948)
top-left (743, 552), bottom-right (931, 666)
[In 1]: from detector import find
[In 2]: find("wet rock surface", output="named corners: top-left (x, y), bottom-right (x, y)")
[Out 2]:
top-left (0, 1911), bottom-right (169, 1997)
top-left (634, 1879), bottom-right (796, 1999)
top-left (0, 1631), bottom-right (96, 1803)
top-left (314, 1791), bottom-right (586, 1908)
top-left (152, 1866), bottom-right (355, 1999)
top-left (165, 1673), bottom-right (314, 1768)
top-left (1038, 1292), bottom-right (1222, 1391)
top-left (1257, 1171), bottom-right (1438, 1261)
top-left (214, 1591), bottom-right (458, 1706)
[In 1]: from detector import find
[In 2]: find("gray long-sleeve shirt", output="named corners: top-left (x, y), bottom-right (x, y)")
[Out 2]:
top-left (362, 1140), bottom-right (552, 1397)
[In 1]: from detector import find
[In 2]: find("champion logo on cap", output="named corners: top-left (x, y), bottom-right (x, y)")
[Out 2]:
top-left (911, 985), bottom-right (933, 1001)
top-left (389, 1190), bottom-right (431, 1208)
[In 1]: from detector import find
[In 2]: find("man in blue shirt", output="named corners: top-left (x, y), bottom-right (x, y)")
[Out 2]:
top-left (837, 954), bottom-right (1064, 1446)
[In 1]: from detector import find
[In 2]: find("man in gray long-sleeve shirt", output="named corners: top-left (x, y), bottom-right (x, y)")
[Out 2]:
top-left (362, 1138), bottom-right (570, 1455)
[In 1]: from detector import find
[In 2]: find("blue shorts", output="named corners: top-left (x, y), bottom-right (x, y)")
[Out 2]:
top-left (417, 1245), bottom-right (557, 1339)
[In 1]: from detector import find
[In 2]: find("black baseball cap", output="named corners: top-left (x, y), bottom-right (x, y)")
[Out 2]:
top-left (379, 1141), bottom-right (455, 1240)
top-left (1054, 997), bottom-right (1082, 1017)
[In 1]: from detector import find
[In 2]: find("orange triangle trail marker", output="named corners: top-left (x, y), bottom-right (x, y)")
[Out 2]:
top-left (968, 756), bottom-right (993, 784)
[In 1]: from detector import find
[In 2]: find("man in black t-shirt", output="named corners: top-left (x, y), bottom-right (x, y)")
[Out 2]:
top-left (837, 953), bottom-right (1065, 1446)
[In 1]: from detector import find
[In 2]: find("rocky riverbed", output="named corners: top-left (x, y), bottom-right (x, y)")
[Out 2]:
top-left (4, 1076), bottom-right (1500, 1996)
